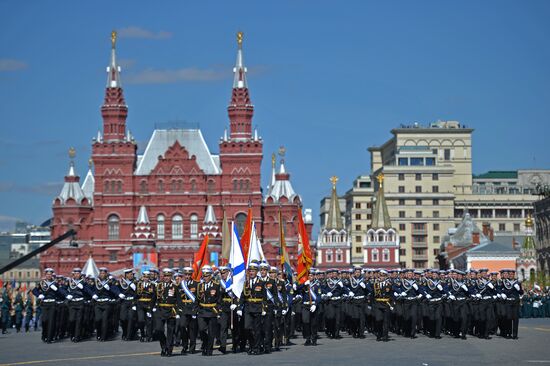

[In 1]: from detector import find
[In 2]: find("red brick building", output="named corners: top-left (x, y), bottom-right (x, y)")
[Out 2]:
top-left (41, 33), bottom-right (312, 275)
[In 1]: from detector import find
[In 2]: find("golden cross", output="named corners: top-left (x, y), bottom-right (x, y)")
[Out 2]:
top-left (68, 147), bottom-right (76, 159)
top-left (377, 173), bottom-right (384, 186)
top-left (330, 176), bottom-right (339, 188)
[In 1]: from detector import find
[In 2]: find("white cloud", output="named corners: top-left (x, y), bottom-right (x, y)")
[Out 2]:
top-left (118, 26), bottom-right (172, 40)
top-left (126, 67), bottom-right (227, 84)
top-left (0, 58), bottom-right (28, 71)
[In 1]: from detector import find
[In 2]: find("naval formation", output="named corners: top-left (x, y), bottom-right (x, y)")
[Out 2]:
top-left (2, 264), bottom-right (547, 357)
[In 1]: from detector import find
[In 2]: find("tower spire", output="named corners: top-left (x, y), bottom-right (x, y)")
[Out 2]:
top-left (326, 176), bottom-right (343, 230)
top-left (107, 30), bottom-right (121, 88)
top-left (101, 30), bottom-right (128, 142)
top-left (228, 31), bottom-right (254, 140)
top-left (372, 173), bottom-right (392, 229)
top-left (233, 31), bottom-right (247, 89)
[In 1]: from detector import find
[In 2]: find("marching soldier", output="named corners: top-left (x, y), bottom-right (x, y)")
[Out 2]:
top-left (136, 270), bottom-right (156, 342)
top-left (154, 268), bottom-right (182, 357)
top-left (196, 265), bottom-right (221, 356)
top-left (322, 269), bottom-right (345, 339)
top-left (66, 267), bottom-right (94, 342)
top-left (238, 262), bottom-right (267, 355)
top-left (178, 267), bottom-right (199, 354)
top-left (92, 267), bottom-right (123, 342)
top-left (32, 268), bottom-right (67, 343)
top-left (218, 266), bottom-right (239, 353)
top-left (348, 266), bottom-right (369, 338)
top-left (500, 269), bottom-right (523, 339)
top-left (373, 269), bottom-right (394, 342)
top-left (424, 269), bottom-right (446, 339)
top-left (297, 270), bottom-right (322, 346)
top-left (119, 269), bottom-right (138, 341)
top-left (448, 270), bottom-right (470, 339)
top-left (272, 267), bottom-right (287, 351)
top-left (259, 262), bottom-right (279, 353)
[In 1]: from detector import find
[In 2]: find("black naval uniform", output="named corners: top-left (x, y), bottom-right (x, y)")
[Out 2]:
top-left (500, 278), bottom-right (523, 339)
top-left (92, 277), bottom-right (121, 341)
top-left (178, 278), bottom-right (199, 353)
top-left (155, 280), bottom-right (181, 356)
top-left (322, 278), bottom-right (346, 339)
top-left (119, 278), bottom-right (138, 340)
top-left (32, 280), bottom-right (67, 343)
top-left (373, 278), bottom-right (394, 342)
top-left (424, 278), bottom-right (446, 338)
top-left (448, 279), bottom-right (471, 339)
top-left (260, 275), bottom-right (280, 353)
top-left (348, 276), bottom-right (370, 338)
top-left (136, 279), bottom-right (156, 341)
top-left (197, 279), bottom-right (221, 356)
top-left (297, 281), bottom-right (322, 346)
top-left (239, 276), bottom-right (267, 355)
top-left (218, 280), bottom-right (238, 353)
top-left (66, 277), bottom-right (94, 342)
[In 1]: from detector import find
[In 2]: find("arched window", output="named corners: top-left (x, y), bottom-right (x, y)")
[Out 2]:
top-left (158, 180), bottom-right (164, 193)
top-left (190, 214), bottom-right (198, 239)
top-left (207, 180), bottom-right (215, 193)
top-left (372, 248), bottom-right (379, 262)
top-left (233, 180), bottom-right (238, 192)
top-left (336, 249), bottom-right (343, 262)
top-left (110, 181), bottom-right (116, 194)
top-left (235, 213), bottom-right (247, 237)
top-left (157, 214), bottom-right (165, 240)
top-left (172, 215), bottom-right (183, 240)
top-left (117, 181), bottom-right (122, 193)
top-left (140, 180), bottom-right (148, 194)
top-left (326, 249), bottom-right (333, 262)
top-left (108, 214), bottom-right (120, 240)
top-left (190, 180), bottom-right (197, 193)
top-left (382, 248), bottom-right (390, 262)
top-left (104, 181), bottom-right (110, 193)
top-left (378, 232), bottom-right (385, 242)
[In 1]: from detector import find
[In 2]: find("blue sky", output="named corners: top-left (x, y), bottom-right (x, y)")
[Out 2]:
top-left (1, 1), bottom-right (549, 232)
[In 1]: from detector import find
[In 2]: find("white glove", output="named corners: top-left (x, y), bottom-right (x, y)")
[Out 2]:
top-left (50, 284), bottom-right (58, 291)
top-left (349, 291), bottom-right (355, 297)
top-left (327, 292), bottom-right (333, 297)
top-left (104, 284), bottom-right (110, 291)
top-left (66, 295), bottom-right (74, 300)
top-left (119, 293), bottom-right (126, 299)
top-left (496, 293), bottom-right (502, 299)
top-left (514, 283), bottom-right (520, 291)
top-left (401, 292), bottom-right (407, 297)
top-left (502, 294), bottom-right (507, 300)
top-left (360, 282), bottom-right (366, 289)
top-left (412, 283), bottom-right (419, 290)
top-left (461, 284), bottom-right (468, 292)
top-left (130, 283), bottom-right (136, 291)
top-left (274, 310), bottom-right (278, 315)
top-left (304, 280), bottom-right (310, 286)
top-left (146, 312), bottom-right (152, 318)
top-left (416, 294), bottom-right (423, 299)
top-left (175, 315), bottom-right (180, 319)
top-left (426, 294), bottom-right (432, 299)
top-left (394, 292), bottom-right (400, 297)
top-left (77, 283), bottom-right (84, 290)
top-left (437, 284), bottom-right (443, 291)
top-left (310, 305), bottom-right (316, 313)
top-left (152, 307), bottom-right (157, 312)
top-left (261, 311), bottom-right (266, 316)
top-left (292, 283), bottom-right (297, 291)
top-left (131, 306), bottom-right (137, 311)
top-left (38, 294), bottom-right (45, 300)
top-left (191, 315), bottom-right (197, 319)
top-left (449, 295), bottom-right (456, 300)
top-left (338, 282), bottom-right (344, 288)
top-left (230, 304), bottom-right (237, 311)
top-left (487, 282), bottom-right (494, 289)
top-left (476, 293), bottom-right (481, 299)
top-left (390, 306), bottom-right (394, 311)
top-left (236, 310), bottom-right (243, 317)
top-left (92, 294), bottom-right (99, 300)
top-left (291, 311), bottom-right (295, 316)
top-left (492, 295), bottom-right (497, 300)
top-left (282, 309), bottom-right (287, 315)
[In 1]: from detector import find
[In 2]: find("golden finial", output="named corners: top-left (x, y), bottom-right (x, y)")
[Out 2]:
top-left (237, 31), bottom-right (243, 47)
top-left (525, 213), bottom-right (534, 227)
top-left (68, 147), bottom-right (76, 159)
top-left (88, 158), bottom-right (93, 169)
top-left (377, 173), bottom-right (384, 187)
top-left (330, 176), bottom-right (339, 189)
top-left (271, 153), bottom-right (276, 167)
top-left (111, 30), bottom-right (117, 48)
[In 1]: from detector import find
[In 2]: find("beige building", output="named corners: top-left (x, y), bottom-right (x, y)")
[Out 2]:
top-left (368, 121), bottom-right (472, 268)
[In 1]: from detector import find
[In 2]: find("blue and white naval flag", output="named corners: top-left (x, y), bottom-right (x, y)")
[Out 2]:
top-left (227, 222), bottom-right (246, 299)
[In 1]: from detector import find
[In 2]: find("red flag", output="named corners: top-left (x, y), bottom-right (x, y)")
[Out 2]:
top-left (240, 207), bottom-right (253, 264)
top-left (192, 235), bottom-right (210, 281)
top-left (296, 207), bottom-right (313, 284)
